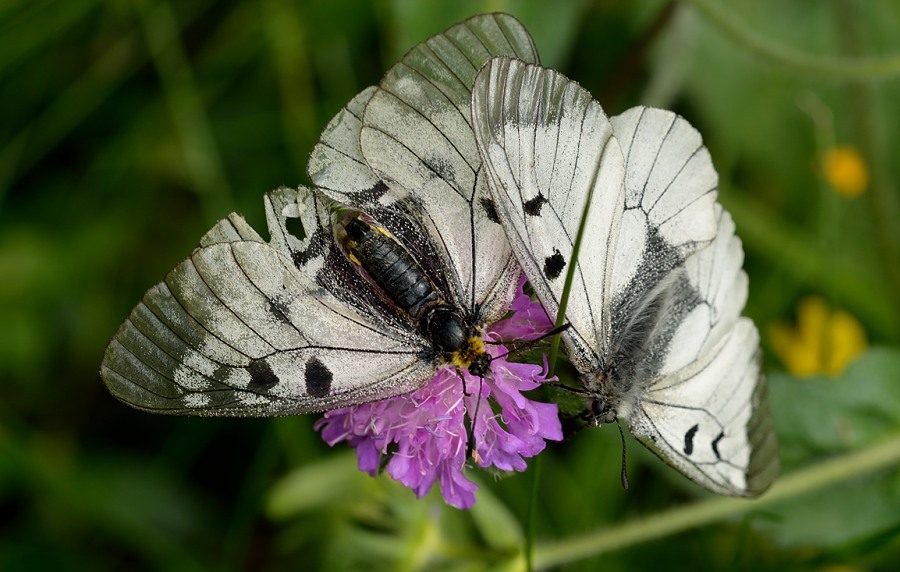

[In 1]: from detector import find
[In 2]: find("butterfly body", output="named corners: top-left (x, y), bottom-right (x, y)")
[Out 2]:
top-left (342, 215), bottom-right (441, 320)
top-left (338, 213), bottom-right (491, 377)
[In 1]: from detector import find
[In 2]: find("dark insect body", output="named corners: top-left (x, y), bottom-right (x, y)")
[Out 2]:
top-left (339, 215), bottom-right (491, 377)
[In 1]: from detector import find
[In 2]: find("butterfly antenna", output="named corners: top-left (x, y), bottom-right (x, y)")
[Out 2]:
top-left (485, 323), bottom-right (572, 361)
top-left (616, 419), bottom-right (629, 490)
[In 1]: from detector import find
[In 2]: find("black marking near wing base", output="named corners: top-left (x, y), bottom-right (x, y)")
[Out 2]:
top-left (268, 298), bottom-right (291, 324)
top-left (343, 180), bottom-right (390, 206)
top-left (305, 356), bottom-right (333, 398)
top-left (544, 248), bottom-right (566, 280)
top-left (608, 229), bottom-right (699, 385)
top-left (290, 222), bottom-right (330, 268)
top-left (480, 197), bottom-right (500, 224)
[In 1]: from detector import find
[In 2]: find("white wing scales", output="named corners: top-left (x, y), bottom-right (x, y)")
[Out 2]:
top-left (631, 207), bottom-right (777, 495)
top-left (199, 211), bottom-right (265, 246)
top-left (637, 322), bottom-right (755, 487)
top-left (611, 107), bottom-right (718, 252)
top-left (607, 107), bottom-right (719, 325)
top-left (307, 87), bottom-right (383, 201)
top-left (660, 206), bottom-right (747, 374)
top-left (472, 57), bottom-right (625, 373)
top-left (473, 58), bottom-right (778, 496)
top-left (310, 14), bottom-right (539, 322)
top-left (637, 319), bottom-right (776, 495)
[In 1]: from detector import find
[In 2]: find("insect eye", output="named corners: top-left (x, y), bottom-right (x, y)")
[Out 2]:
top-left (468, 353), bottom-right (492, 378)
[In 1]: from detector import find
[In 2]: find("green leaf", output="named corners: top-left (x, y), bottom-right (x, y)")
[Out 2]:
top-left (770, 347), bottom-right (900, 467)
top-left (761, 348), bottom-right (900, 546)
top-left (266, 452), bottom-right (377, 518)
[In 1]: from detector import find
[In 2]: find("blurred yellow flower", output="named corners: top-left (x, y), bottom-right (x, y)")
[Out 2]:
top-left (821, 146), bottom-right (868, 198)
top-left (769, 296), bottom-right (868, 377)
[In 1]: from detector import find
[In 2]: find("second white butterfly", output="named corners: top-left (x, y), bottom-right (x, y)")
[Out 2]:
top-left (472, 57), bottom-right (778, 496)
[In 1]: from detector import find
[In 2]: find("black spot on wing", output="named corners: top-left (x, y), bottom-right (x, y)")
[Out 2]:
top-left (544, 248), bottom-right (566, 280)
top-left (712, 431), bottom-right (725, 460)
top-left (480, 197), bottom-right (500, 224)
top-left (305, 356), bottom-right (333, 398)
top-left (247, 358), bottom-right (279, 390)
top-left (523, 193), bottom-right (547, 216)
top-left (684, 423), bottom-right (699, 455)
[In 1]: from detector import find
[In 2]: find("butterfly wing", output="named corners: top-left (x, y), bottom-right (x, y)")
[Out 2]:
top-left (100, 186), bottom-right (436, 416)
top-left (631, 206), bottom-right (779, 496)
top-left (471, 57), bottom-right (626, 371)
top-left (473, 58), bottom-right (776, 495)
top-left (607, 109), bottom-right (777, 495)
top-left (309, 14), bottom-right (538, 323)
top-left (307, 88), bottom-right (459, 300)
top-left (604, 106), bottom-right (718, 366)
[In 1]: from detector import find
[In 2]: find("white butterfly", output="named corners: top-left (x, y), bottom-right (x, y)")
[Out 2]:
top-left (100, 14), bottom-right (540, 416)
top-left (471, 57), bottom-right (778, 496)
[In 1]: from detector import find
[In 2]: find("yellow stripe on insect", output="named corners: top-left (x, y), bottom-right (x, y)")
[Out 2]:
top-left (452, 336), bottom-right (486, 369)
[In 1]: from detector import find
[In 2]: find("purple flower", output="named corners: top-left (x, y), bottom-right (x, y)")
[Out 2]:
top-left (315, 278), bottom-right (562, 509)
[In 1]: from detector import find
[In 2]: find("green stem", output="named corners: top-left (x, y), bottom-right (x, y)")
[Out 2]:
top-left (683, 0), bottom-right (900, 80)
top-left (533, 433), bottom-right (900, 569)
top-left (525, 455), bottom-right (541, 572)
top-left (546, 147), bottom-right (602, 374)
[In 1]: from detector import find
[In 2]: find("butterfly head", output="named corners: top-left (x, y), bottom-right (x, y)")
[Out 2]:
top-left (420, 306), bottom-right (491, 376)
top-left (463, 344), bottom-right (492, 378)
top-left (449, 332), bottom-right (492, 378)
top-left (588, 397), bottom-right (618, 426)
top-left (582, 361), bottom-right (631, 426)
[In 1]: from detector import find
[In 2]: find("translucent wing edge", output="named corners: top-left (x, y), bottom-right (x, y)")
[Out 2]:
top-left (633, 320), bottom-right (779, 496)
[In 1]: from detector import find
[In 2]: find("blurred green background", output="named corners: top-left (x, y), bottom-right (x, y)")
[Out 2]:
top-left (2, 0), bottom-right (900, 570)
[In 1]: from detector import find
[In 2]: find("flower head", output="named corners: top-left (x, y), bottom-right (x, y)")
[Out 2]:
top-left (769, 295), bottom-right (868, 377)
top-left (315, 279), bottom-right (562, 509)
top-left (821, 146), bottom-right (868, 198)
